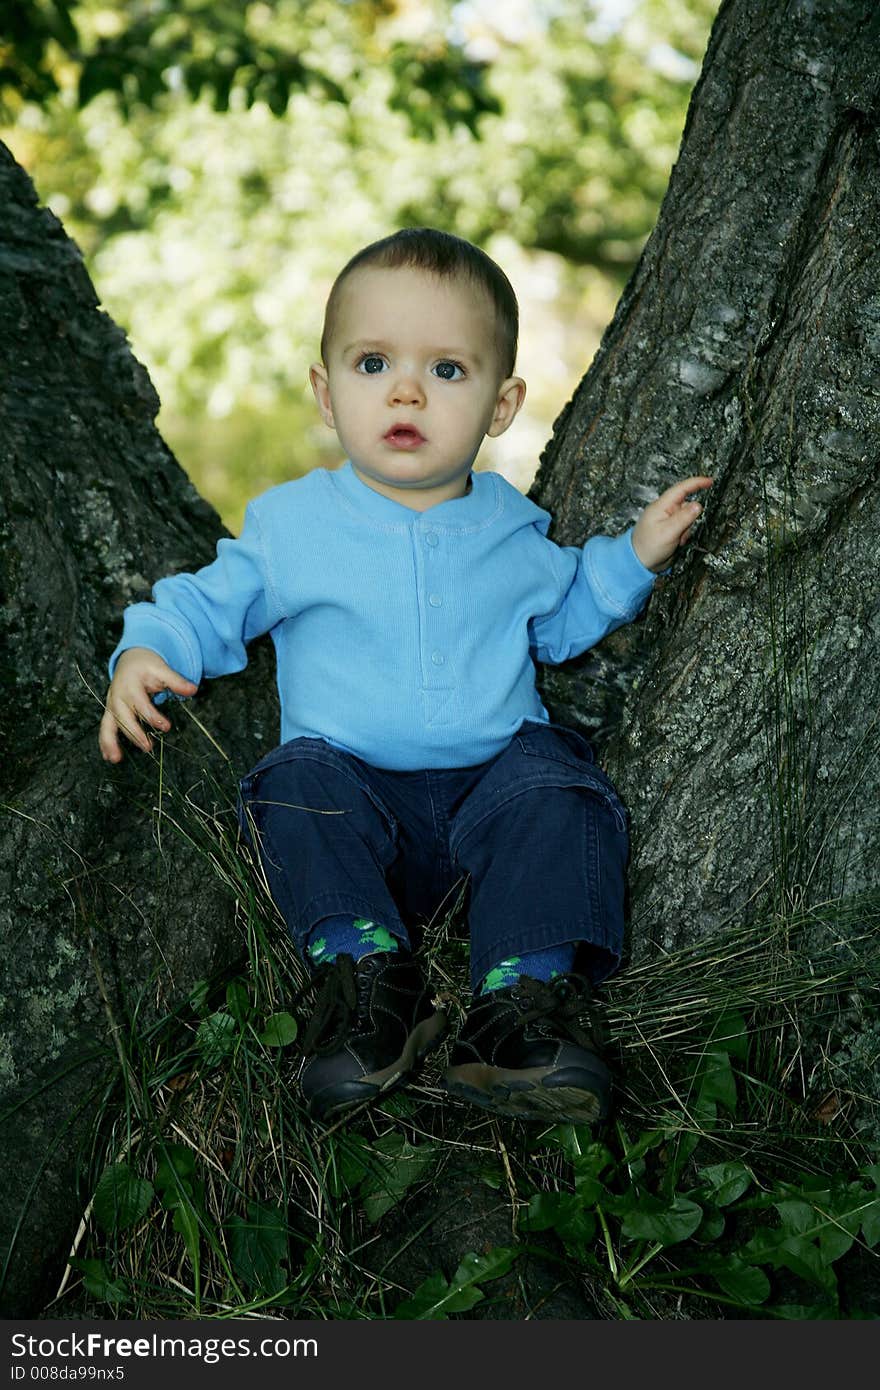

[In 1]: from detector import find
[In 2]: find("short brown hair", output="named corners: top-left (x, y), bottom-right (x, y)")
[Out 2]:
top-left (320, 228), bottom-right (519, 377)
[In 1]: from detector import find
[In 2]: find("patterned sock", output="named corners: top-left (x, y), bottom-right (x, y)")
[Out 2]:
top-left (305, 915), bottom-right (404, 968)
top-left (479, 943), bottom-right (577, 994)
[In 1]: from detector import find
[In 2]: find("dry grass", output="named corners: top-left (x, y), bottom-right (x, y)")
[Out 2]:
top-left (49, 717), bottom-right (880, 1319)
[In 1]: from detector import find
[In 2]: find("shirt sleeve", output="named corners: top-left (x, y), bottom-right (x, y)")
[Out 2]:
top-left (108, 500), bottom-right (279, 691)
top-left (528, 528), bottom-right (658, 665)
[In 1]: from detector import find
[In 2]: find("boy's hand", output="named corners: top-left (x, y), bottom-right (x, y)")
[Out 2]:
top-left (99, 647), bottom-right (198, 763)
top-left (631, 475), bottom-right (713, 574)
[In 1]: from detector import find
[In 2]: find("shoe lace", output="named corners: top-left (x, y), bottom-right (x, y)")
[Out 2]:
top-left (509, 975), bottom-right (598, 1048)
top-left (301, 954), bottom-right (359, 1057)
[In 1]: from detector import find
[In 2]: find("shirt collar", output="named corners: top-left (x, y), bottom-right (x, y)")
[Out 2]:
top-left (330, 460), bottom-right (502, 531)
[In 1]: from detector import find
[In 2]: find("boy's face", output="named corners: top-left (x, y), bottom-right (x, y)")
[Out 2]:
top-left (310, 266), bottom-right (525, 511)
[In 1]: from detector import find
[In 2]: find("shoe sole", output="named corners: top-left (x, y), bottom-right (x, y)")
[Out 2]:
top-left (308, 1010), bottom-right (447, 1122)
top-left (442, 1062), bottom-right (609, 1125)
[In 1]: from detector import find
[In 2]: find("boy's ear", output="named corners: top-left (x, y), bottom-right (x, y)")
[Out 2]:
top-left (486, 376), bottom-right (526, 438)
top-left (309, 363), bottom-right (335, 428)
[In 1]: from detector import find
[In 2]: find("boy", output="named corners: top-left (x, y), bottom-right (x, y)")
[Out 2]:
top-left (99, 228), bottom-right (711, 1126)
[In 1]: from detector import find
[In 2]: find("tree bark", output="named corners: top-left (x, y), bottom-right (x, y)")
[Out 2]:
top-left (2, 0), bottom-right (879, 1316)
top-left (0, 144), bottom-right (279, 1313)
top-left (533, 0), bottom-right (880, 956)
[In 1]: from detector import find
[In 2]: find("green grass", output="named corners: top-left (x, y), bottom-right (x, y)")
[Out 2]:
top-left (44, 713), bottom-right (880, 1319)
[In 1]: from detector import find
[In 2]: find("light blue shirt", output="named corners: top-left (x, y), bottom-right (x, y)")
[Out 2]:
top-left (110, 462), bottom-right (657, 770)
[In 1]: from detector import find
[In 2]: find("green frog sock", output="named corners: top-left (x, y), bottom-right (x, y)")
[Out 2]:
top-left (479, 944), bottom-right (577, 994)
top-left (305, 915), bottom-right (405, 967)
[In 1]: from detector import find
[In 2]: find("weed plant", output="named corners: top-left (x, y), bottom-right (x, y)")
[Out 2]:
top-left (41, 701), bottom-right (880, 1322)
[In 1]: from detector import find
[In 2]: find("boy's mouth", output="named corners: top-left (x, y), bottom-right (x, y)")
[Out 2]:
top-left (383, 425), bottom-right (425, 449)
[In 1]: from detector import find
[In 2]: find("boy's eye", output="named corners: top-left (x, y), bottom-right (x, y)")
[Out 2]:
top-left (356, 354), bottom-right (387, 374)
top-left (433, 360), bottom-right (465, 381)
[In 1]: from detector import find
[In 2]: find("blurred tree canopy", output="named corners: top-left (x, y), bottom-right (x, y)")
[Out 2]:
top-left (1, 0), bottom-right (501, 130)
top-left (1, 0), bottom-right (718, 525)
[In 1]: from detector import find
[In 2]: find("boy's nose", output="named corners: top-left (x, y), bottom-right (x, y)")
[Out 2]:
top-left (387, 372), bottom-right (425, 407)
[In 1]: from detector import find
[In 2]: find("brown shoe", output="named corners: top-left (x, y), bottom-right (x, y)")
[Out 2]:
top-left (300, 951), bottom-right (447, 1122)
top-left (443, 974), bottom-right (610, 1124)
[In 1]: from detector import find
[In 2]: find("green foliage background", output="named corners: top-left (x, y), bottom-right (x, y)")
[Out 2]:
top-left (2, 0), bottom-right (717, 529)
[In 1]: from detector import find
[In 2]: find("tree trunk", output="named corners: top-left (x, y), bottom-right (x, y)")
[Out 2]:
top-left (534, 0), bottom-right (880, 956)
top-left (0, 144), bottom-right (279, 1313)
top-left (2, 0), bottom-right (878, 1315)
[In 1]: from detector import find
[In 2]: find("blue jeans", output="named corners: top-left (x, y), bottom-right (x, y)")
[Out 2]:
top-left (237, 721), bottom-right (630, 989)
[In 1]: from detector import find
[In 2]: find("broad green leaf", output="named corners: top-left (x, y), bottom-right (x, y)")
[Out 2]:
top-left (92, 1164), bottom-right (154, 1233)
top-left (372, 1132), bottom-right (405, 1156)
top-left (258, 1011), bottom-right (298, 1046)
top-left (776, 1236), bottom-right (837, 1294)
top-left (709, 1010), bottom-right (750, 1060)
top-left (522, 1192), bottom-right (575, 1233)
top-left (572, 1167), bottom-right (604, 1205)
top-left (394, 1247), bottom-right (518, 1320)
top-left (361, 1140), bottom-right (436, 1223)
top-left (698, 1050), bottom-right (737, 1114)
top-left (227, 1201), bottom-right (290, 1294)
top-left (860, 1197), bottom-right (880, 1248)
top-left (394, 1271), bottom-right (484, 1320)
top-left (774, 1199), bottom-right (815, 1237)
top-left (712, 1257), bottom-right (771, 1306)
top-left (692, 1096), bottom-right (718, 1125)
top-left (664, 1126), bottom-right (700, 1178)
top-left (818, 1224), bottom-right (855, 1265)
top-left (522, 1193), bottom-right (595, 1254)
top-left (68, 1257), bottom-right (128, 1305)
top-left (542, 1125), bottom-right (612, 1167)
top-left (155, 1143), bottom-right (197, 1198)
top-left (326, 1135), bottom-right (371, 1197)
top-left (699, 1161), bottom-right (752, 1207)
top-left (196, 1010), bottom-right (237, 1066)
top-left (621, 1195), bottom-right (703, 1247)
top-left (173, 1202), bottom-right (201, 1270)
top-left (813, 1188), bottom-right (863, 1265)
top-left (226, 978), bottom-right (253, 1023)
top-left (742, 1226), bottom-right (786, 1264)
top-left (695, 1204), bottom-right (725, 1243)
top-left (768, 1198), bottom-right (857, 1270)
top-left (618, 1129), bottom-right (666, 1167)
top-left (380, 1091), bottom-right (418, 1118)
top-left (570, 1140), bottom-right (613, 1179)
top-left (451, 1248), bottom-right (518, 1286)
top-left (770, 1303), bottom-right (839, 1320)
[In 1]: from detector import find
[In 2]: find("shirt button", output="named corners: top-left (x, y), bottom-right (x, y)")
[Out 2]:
top-left (424, 531), bottom-right (439, 547)
top-left (431, 651), bottom-right (445, 666)
top-left (428, 593), bottom-right (443, 607)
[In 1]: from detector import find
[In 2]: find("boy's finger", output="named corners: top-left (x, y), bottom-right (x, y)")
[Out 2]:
top-left (107, 697), bottom-right (154, 753)
top-left (660, 475), bottom-right (713, 510)
top-left (168, 671), bottom-right (198, 695)
top-left (149, 664), bottom-right (198, 696)
top-left (134, 698), bottom-right (172, 731)
top-left (130, 694), bottom-right (171, 736)
top-left (119, 710), bottom-right (152, 753)
top-left (102, 706), bottom-right (150, 756)
top-left (99, 706), bottom-right (123, 762)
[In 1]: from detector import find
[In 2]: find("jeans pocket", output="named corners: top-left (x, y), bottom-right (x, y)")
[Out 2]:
top-left (516, 718), bottom-right (596, 766)
top-left (515, 720), bottom-right (628, 835)
top-left (238, 736), bottom-right (400, 858)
